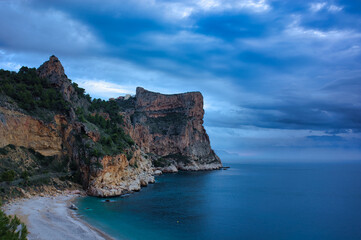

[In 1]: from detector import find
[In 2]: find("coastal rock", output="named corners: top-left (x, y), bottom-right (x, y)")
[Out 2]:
top-left (86, 149), bottom-right (155, 197)
top-left (162, 165), bottom-right (179, 173)
top-left (119, 87), bottom-right (222, 172)
top-left (69, 204), bottom-right (78, 210)
top-left (154, 170), bottom-right (162, 175)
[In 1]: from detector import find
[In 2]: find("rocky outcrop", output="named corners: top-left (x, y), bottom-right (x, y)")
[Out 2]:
top-left (119, 87), bottom-right (222, 172)
top-left (37, 55), bottom-right (90, 117)
top-left (0, 55), bottom-right (221, 199)
top-left (86, 149), bottom-right (154, 197)
top-left (37, 55), bottom-right (74, 103)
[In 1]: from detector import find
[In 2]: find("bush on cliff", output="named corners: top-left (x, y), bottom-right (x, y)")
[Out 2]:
top-left (0, 170), bottom-right (15, 182)
top-left (0, 208), bottom-right (28, 240)
top-left (0, 67), bottom-right (69, 113)
top-left (75, 98), bottom-right (135, 157)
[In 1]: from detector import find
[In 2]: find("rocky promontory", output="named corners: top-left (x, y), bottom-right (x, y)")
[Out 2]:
top-left (119, 87), bottom-right (222, 172)
top-left (0, 56), bottom-right (221, 199)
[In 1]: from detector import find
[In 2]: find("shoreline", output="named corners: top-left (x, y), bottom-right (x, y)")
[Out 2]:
top-left (2, 192), bottom-right (114, 240)
top-left (67, 197), bottom-right (115, 240)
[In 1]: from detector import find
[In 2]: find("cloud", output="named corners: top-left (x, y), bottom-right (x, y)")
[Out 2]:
top-left (195, 0), bottom-right (271, 13)
top-left (310, 2), bottom-right (327, 12)
top-left (204, 74), bottom-right (361, 133)
top-left (0, 62), bottom-right (21, 71)
top-left (74, 79), bottom-right (135, 99)
top-left (152, 0), bottom-right (271, 20)
top-left (328, 4), bottom-right (343, 12)
top-left (310, 2), bottom-right (343, 12)
top-left (0, 1), bottom-right (103, 55)
top-left (285, 16), bottom-right (359, 40)
top-left (0, 49), bottom-right (22, 71)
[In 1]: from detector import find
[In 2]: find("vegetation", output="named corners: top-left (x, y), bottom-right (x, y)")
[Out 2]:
top-left (153, 154), bottom-right (190, 167)
top-left (0, 145), bottom-right (65, 184)
top-left (76, 98), bottom-right (135, 158)
top-left (0, 170), bottom-right (15, 182)
top-left (153, 158), bottom-right (169, 168)
top-left (0, 64), bottom-right (136, 161)
top-left (0, 67), bottom-right (69, 113)
top-left (0, 207), bottom-right (28, 240)
top-left (71, 82), bottom-right (85, 96)
top-left (89, 98), bottom-right (124, 123)
top-left (0, 62), bottom-right (137, 193)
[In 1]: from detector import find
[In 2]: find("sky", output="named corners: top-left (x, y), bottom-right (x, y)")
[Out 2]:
top-left (0, 0), bottom-right (360, 162)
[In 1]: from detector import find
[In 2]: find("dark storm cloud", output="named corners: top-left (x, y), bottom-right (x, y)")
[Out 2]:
top-left (206, 77), bottom-right (361, 131)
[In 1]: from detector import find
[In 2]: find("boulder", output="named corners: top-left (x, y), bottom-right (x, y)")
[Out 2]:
top-left (69, 204), bottom-right (78, 210)
top-left (154, 170), bottom-right (162, 175)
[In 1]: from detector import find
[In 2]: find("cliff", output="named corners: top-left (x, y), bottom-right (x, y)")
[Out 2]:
top-left (0, 56), bottom-right (221, 199)
top-left (119, 87), bottom-right (222, 172)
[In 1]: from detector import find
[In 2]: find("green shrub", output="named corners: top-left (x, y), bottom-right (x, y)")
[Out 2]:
top-left (126, 152), bottom-right (133, 161)
top-left (91, 148), bottom-right (103, 158)
top-left (72, 82), bottom-right (85, 97)
top-left (0, 67), bottom-right (69, 114)
top-left (20, 171), bottom-right (29, 181)
top-left (0, 148), bottom-right (8, 155)
top-left (1, 170), bottom-right (15, 182)
top-left (0, 208), bottom-right (28, 240)
top-left (69, 161), bottom-right (78, 171)
top-left (8, 144), bottom-right (16, 150)
top-left (153, 158), bottom-right (169, 168)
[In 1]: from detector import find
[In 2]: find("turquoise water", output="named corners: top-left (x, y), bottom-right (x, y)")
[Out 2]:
top-left (76, 162), bottom-right (361, 240)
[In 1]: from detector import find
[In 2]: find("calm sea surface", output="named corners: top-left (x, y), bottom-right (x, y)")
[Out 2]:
top-left (76, 162), bottom-right (361, 240)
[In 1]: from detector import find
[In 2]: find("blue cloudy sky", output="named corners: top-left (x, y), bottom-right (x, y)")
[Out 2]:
top-left (1, 0), bottom-right (360, 161)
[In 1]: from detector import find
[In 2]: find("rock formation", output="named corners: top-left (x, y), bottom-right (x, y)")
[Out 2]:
top-left (37, 55), bottom-right (74, 102)
top-left (0, 56), bottom-right (221, 198)
top-left (0, 107), bottom-right (64, 156)
top-left (86, 149), bottom-right (155, 197)
top-left (119, 87), bottom-right (222, 172)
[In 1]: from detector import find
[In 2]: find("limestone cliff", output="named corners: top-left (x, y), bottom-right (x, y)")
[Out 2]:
top-left (0, 56), bottom-right (221, 198)
top-left (0, 106), bottom-right (64, 156)
top-left (119, 87), bottom-right (222, 172)
top-left (86, 149), bottom-right (154, 197)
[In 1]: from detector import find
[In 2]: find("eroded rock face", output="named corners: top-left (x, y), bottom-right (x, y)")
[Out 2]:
top-left (0, 107), bottom-right (64, 156)
top-left (120, 87), bottom-right (222, 171)
top-left (86, 149), bottom-right (154, 197)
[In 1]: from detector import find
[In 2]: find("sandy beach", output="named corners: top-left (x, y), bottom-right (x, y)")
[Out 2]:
top-left (3, 193), bottom-right (114, 240)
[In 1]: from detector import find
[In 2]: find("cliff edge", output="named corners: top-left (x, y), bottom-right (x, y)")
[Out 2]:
top-left (119, 87), bottom-right (222, 172)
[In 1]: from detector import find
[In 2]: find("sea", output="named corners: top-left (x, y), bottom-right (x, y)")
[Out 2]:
top-left (76, 161), bottom-right (361, 240)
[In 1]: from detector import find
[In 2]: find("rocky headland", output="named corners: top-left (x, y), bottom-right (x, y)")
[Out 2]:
top-left (0, 55), bottom-right (222, 199)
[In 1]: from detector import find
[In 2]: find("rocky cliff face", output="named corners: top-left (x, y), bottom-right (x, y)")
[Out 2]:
top-left (86, 149), bottom-right (154, 197)
top-left (119, 87), bottom-right (222, 172)
top-left (0, 56), bottom-right (221, 198)
top-left (0, 106), bottom-right (64, 156)
top-left (37, 55), bottom-right (73, 103)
